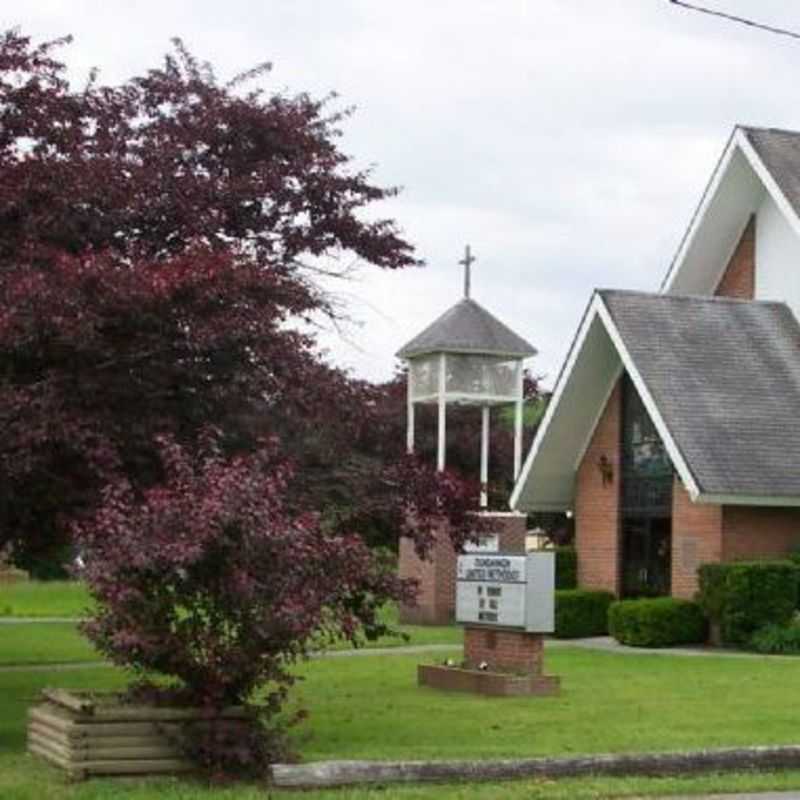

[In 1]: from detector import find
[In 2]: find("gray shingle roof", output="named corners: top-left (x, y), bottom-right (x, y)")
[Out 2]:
top-left (600, 290), bottom-right (800, 499)
top-left (396, 298), bottom-right (536, 359)
top-left (741, 126), bottom-right (800, 219)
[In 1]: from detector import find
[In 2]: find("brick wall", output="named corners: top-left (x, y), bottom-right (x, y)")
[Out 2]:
top-left (722, 506), bottom-right (800, 561)
top-left (397, 535), bottom-right (442, 624)
top-left (433, 529), bottom-right (458, 624)
top-left (715, 215), bottom-right (755, 299)
top-left (671, 479), bottom-right (723, 599)
top-left (575, 380), bottom-right (621, 594)
top-left (398, 511), bottom-right (528, 625)
top-left (464, 626), bottom-right (544, 674)
top-left (669, 490), bottom-right (800, 596)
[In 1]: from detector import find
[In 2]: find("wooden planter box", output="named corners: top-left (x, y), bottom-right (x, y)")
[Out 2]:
top-left (0, 566), bottom-right (29, 584)
top-left (418, 664), bottom-right (560, 697)
top-left (27, 688), bottom-right (251, 780)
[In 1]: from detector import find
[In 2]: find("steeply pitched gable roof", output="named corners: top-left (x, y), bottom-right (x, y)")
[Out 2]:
top-left (511, 290), bottom-right (800, 511)
top-left (396, 298), bottom-right (536, 359)
top-left (602, 290), bottom-right (800, 499)
top-left (663, 125), bottom-right (800, 296)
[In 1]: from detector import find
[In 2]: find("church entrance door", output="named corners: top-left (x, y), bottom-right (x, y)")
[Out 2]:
top-left (621, 516), bottom-right (671, 597)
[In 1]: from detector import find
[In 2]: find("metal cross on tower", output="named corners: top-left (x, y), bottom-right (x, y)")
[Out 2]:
top-left (459, 245), bottom-right (476, 299)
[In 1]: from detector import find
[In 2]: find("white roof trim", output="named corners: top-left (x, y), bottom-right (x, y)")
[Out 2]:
top-left (509, 295), bottom-right (601, 510)
top-left (698, 493), bottom-right (800, 508)
top-left (401, 347), bottom-right (535, 359)
top-left (594, 297), bottom-right (702, 501)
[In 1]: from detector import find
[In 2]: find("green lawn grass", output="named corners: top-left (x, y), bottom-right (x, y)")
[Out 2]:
top-left (0, 582), bottom-right (466, 649)
top-left (290, 647), bottom-right (800, 760)
top-left (6, 756), bottom-right (800, 800)
top-left (0, 623), bottom-right (102, 665)
top-left (0, 581), bottom-right (93, 618)
top-left (345, 601), bottom-right (461, 648)
top-left (0, 620), bottom-right (459, 667)
top-left (6, 652), bottom-right (800, 798)
top-left (0, 594), bottom-right (461, 667)
top-left (8, 586), bottom-right (800, 797)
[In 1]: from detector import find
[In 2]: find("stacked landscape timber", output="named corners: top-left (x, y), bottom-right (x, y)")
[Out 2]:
top-left (0, 566), bottom-right (28, 583)
top-left (27, 688), bottom-right (251, 780)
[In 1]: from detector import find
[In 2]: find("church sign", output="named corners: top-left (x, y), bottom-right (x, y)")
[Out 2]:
top-left (455, 552), bottom-right (554, 632)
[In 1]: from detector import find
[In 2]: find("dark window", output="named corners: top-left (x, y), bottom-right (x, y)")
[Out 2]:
top-left (620, 374), bottom-right (673, 516)
top-left (620, 374), bottom-right (673, 597)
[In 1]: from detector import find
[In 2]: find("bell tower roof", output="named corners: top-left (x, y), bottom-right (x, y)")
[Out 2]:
top-left (396, 296), bottom-right (537, 360)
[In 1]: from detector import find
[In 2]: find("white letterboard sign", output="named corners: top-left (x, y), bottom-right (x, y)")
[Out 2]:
top-left (455, 552), bottom-right (554, 633)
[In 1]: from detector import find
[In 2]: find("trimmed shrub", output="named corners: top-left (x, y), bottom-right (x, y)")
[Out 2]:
top-left (750, 622), bottom-right (800, 655)
top-left (698, 561), bottom-right (800, 646)
top-left (608, 597), bottom-right (706, 648)
top-left (555, 547), bottom-right (577, 590)
top-left (554, 589), bottom-right (614, 638)
top-left (721, 561), bottom-right (798, 645)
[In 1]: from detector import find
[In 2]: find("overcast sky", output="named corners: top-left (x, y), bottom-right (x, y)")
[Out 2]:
top-left (10, 1), bottom-right (800, 389)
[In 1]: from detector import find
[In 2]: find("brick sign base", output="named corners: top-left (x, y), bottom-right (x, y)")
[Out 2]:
top-left (418, 664), bottom-right (559, 697)
top-left (419, 626), bottom-right (560, 697)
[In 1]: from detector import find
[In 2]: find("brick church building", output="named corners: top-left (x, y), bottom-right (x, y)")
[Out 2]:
top-left (510, 126), bottom-right (800, 599)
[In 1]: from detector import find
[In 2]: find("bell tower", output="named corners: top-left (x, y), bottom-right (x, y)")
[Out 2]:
top-left (396, 247), bottom-right (537, 623)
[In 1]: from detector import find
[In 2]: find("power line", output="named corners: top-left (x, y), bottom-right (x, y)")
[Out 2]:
top-left (668, 0), bottom-right (800, 41)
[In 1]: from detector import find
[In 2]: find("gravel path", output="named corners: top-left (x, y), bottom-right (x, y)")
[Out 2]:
top-left (0, 660), bottom-right (110, 673)
top-left (0, 643), bottom-right (461, 673)
top-left (0, 621), bottom-right (788, 667)
top-left (548, 636), bottom-right (783, 659)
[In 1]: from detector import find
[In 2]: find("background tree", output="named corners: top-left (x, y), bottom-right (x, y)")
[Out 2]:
top-left (274, 364), bottom-right (547, 552)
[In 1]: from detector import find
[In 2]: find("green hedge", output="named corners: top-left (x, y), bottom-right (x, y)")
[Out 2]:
top-left (750, 622), bottom-right (800, 655)
top-left (554, 589), bottom-right (614, 638)
top-left (555, 547), bottom-right (577, 590)
top-left (608, 597), bottom-right (706, 648)
top-left (698, 561), bottom-right (798, 646)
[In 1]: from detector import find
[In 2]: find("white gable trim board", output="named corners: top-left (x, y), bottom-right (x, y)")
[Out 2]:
top-left (699, 493), bottom-right (800, 509)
